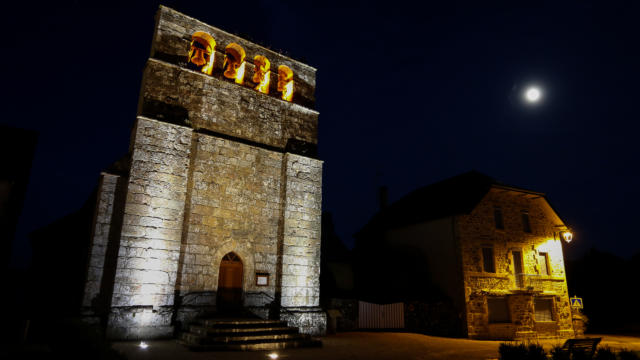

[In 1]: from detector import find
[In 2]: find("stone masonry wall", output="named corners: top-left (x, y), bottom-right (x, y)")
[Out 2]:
top-left (107, 117), bottom-right (193, 339)
top-left (281, 154), bottom-right (322, 308)
top-left (82, 173), bottom-right (120, 309)
top-left (281, 153), bottom-right (325, 334)
top-left (176, 134), bottom-right (283, 303)
top-left (140, 59), bottom-right (318, 150)
top-left (457, 188), bottom-right (574, 339)
top-left (151, 6), bottom-right (317, 107)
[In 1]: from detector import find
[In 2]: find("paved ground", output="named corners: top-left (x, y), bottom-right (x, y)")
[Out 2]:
top-left (113, 332), bottom-right (640, 360)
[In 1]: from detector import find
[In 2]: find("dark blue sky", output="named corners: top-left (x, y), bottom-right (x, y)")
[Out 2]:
top-left (2, 0), bottom-right (640, 266)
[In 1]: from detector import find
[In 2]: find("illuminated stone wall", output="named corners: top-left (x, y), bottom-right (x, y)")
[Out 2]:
top-left (280, 154), bottom-right (325, 335)
top-left (82, 173), bottom-right (122, 309)
top-left (457, 188), bottom-right (574, 340)
top-left (107, 117), bottom-right (193, 339)
top-left (83, 6), bottom-right (326, 339)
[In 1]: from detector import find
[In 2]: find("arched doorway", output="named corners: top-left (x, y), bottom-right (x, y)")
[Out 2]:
top-left (217, 252), bottom-right (243, 310)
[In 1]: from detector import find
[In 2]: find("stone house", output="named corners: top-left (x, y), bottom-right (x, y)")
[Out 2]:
top-left (355, 171), bottom-right (575, 340)
top-left (81, 6), bottom-right (325, 339)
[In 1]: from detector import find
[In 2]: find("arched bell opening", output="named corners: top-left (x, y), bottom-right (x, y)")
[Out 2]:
top-left (187, 31), bottom-right (216, 75)
top-left (217, 252), bottom-right (244, 311)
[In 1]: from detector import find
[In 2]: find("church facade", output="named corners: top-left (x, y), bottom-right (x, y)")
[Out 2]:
top-left (81, 6), bottom-right (325, 339)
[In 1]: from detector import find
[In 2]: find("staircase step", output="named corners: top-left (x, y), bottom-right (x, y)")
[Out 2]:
top-left (180, 337), bottom-right (322, 351)
top-left (180, 315), bottom-right (322, 351)
top-left (182, 332), bottom-right (308, 345)
top-left (189, 324), bottom-right (298, 336)
top-left (199, 319), bottom-right (287, 328)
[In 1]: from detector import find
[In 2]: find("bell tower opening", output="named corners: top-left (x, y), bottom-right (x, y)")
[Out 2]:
top-left (217, 252), bottom-right (243, 310)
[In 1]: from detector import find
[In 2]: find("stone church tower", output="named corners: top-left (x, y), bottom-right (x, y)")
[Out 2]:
top-left (81, 6), bottom-right (325, 339)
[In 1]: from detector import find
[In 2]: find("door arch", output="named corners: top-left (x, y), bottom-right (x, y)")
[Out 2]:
top-left (217, 252), bottom-right (243, 310)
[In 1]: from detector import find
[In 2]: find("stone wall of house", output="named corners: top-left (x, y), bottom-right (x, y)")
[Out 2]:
top-left (457, 188), bottom-right (574, 340)
top-left (107, 117), bottom-right (193, 339)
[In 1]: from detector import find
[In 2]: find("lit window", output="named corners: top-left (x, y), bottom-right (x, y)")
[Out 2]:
top-left (482, 247), bottom-right (495, 273)
top-left (534, 298), bottom-right (554, 322)
top-left (488, 297), bottom-right (510, 323)
top-left (494, 208), bottom-right (504, 230)
top-left (522, 211), bottom-right (532, 233)
top-left (538, 252), bottom-right (550, 275)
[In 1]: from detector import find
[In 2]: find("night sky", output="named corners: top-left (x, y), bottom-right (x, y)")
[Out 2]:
top-left (3, 0), bottom-right (640, 267)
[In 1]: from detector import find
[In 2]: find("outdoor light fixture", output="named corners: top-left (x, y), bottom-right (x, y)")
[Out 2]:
top-left (268, 352), bottom-right (279, 359)
top-left (562, 231), bottom-right (573, 243)
top-left (139, 341), bottom-right (149, 349)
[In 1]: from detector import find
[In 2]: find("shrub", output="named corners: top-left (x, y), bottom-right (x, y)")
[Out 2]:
top-left (594, 346), bottom-right (616, 360)
top-left (619, 349), bottom-right (640, 360)
top-left (550, 345), bottom-right (571, 360)
top-left (499, 342), bottom-right (528, 360)
top-left (526, 343), bottom-right (547, 360)
top-left (499, 342), bottom-right (546, 360)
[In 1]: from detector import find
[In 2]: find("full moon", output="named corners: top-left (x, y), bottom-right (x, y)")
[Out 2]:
top-left (525, 87), bottom-right (541, 103)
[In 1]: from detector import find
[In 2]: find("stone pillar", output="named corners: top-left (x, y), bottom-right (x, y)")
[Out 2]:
top-left (279, 153), bottom-right (326, 335)
top-left (107, 117), bottom-right (193, 339)
top-left (82, 173), bottom-right (121, 318)
top-left (510, 293), bottom-right (536, 341)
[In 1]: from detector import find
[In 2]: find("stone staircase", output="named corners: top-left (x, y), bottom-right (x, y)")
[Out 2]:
top-left (180, 318), bottom-right (322, 351)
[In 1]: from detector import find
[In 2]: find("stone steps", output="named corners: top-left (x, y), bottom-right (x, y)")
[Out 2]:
top-left (180, 317), bottom-right (322, 351)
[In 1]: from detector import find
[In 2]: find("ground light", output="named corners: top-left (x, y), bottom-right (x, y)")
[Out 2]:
top-left (139, 341), bottom-right (149, 349)
top-left (268, 352), bottom-right (279, 359)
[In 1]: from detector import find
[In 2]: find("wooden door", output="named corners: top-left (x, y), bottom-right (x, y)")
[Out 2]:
top-left (217, 253), bottom-right (243, 310)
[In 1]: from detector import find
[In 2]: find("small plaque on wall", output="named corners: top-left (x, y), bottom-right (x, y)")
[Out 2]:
top-left (256, 272), bottom-right (269, 286)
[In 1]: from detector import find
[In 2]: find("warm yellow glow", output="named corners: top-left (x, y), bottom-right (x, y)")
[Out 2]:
top-left (277, 65), bottom-right (294, 102)
top-left (223, 43), bottom-right (246, 83)
top-left (188, 32), bottom-right (216, 75)
top-left (283, 81), bottom-right (293, 101)
top-left (235, 61), bottom-right (246, 84)
top-left (268, 353), bottom-right (279, 359)
top-left (253, 55), bottom-right (271, 94)
top-left (562, 231), bottom-right (573, 243)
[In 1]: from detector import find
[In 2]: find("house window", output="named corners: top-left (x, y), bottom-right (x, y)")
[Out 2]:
top-left (488, 297), bottom-right (510, 323)
top-left (522, 211), bottom-right (532, 233)
top-left (534, 298), bottom-right (554, 322)
top-left (538, 252), bottom-right (550, 275)
top-left (494, 208), bottom-right (504, 230)
top-left (482, 247), bottom-right (496, 273)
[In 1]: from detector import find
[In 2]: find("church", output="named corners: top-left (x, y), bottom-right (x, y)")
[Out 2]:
top-left (81, 6), bottom-right (326, 339)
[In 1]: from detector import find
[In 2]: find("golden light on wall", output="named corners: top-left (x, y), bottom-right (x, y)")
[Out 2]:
top-left (253, 55), bottom-right (271, 94)
top-left (277, 65), bottom-right (294, 102)
top-left (223, 43), bottom-right (246, 84)
top-left (187, 32), bottom-right (216, 75)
